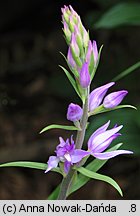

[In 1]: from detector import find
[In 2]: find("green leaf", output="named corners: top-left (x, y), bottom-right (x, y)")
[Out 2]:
top-left (112, 61), bottom-right (140, 82)
top-left (76, 167), bottom-right (123, 196)
top-left (40, 124), bottom-right (80, 134)
top-left (89, 104), bottom-right (137, 116)
top-left (95, 3), bottom-right (140, 28)
top-left (0, 161), bottom-right (61, 174)
top-left (59, 65), bottom-right (82, 100)
top-left (47, 185), bottom-right (60, 200)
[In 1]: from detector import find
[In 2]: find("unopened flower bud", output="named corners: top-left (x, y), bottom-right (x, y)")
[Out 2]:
top-left (67, 103), bottom-right (83, 122)
top-left (70, 32), bottom-right (80, 57)
top-left (63, 21), bottom-right (71, 43)
top-left (67, 47), bottom-right (77, 68)
top-left (61, 5), bottom-right (89, 48)
top-left (61, 6), bottom-right (70, 23)
top-left (80, 62), bottom-right (90, 88)
top-left (82, 26), bottom-right (89, 48)
top-left (69, 15), bottom-right (75, 32)
top-left (103, 90), bottom-right (128, 109)
top-left (86, 40), bottom-right (93, 63)
top-left (89, 82), bottom-right (115, 111)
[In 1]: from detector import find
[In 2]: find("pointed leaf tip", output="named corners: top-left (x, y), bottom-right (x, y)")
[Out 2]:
top-left (76, 167), bottom-right (123, 196)
top-left (40, 124), bottom-right (80, 134)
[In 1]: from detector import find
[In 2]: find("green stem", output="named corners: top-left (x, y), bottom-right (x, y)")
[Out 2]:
top-left (57, 168), bottom-right (75, 200)
top-left (57, 88), bottom-right (89, 200)
top-left (75, 92), bottom-right (89, 149)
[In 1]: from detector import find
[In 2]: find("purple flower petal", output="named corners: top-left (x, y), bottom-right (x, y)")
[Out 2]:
top-left (58, 137), bottom-right (66, 147)
top-left (71, 149), bottom-right (90, 163)
top-left (89, 82), bottom-right (115, 111)
top-left (92, 125), bottom-right (123, 149)
top-left (103, 90), bottom-right (128, 108)
top-left (45, 156), bottom-right (59, 173)
top-left (92, 150), bottom-right (133, 160)
top-left (88, 120), bottom-right (110, 150)
top-left (80, 62), bottom-right (90, 88)
top-left (67, 103), bottom-right (83, 122)
top-left (92, 133), bottom-right (121, 153)
top-left (56, 147), bottom-right (66, 158)
top-left (64, 153), bottom-right (72, 162)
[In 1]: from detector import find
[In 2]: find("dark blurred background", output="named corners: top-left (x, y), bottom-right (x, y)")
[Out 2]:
top-left (0, 0), bottom-right (140, 199)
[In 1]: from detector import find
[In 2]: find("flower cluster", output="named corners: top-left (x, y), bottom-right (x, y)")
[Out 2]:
top-left (67, 82), bottom-right (128, 122)
top-left (45, 5), bottom-right (133, 175)
top-left (45, 136), bottom-right (89, 174)
top-left (62, 5), bottom-right (98, 89)
top-left (46, 121), bottom-right (132, 174)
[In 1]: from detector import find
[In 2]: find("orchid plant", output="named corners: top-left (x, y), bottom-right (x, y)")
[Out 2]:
top-left (0, 5), bottom-right (136, 200)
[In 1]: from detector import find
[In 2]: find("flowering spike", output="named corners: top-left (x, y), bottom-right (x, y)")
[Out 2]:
top-left (89, 82), bottom-right (115, 111)
top-left (80, 62), bottom-right (90, 88)
top-left (67, 103), bottom-right (83, 122)
top-left (61, 5), bottom-right (89, 48)
top-left (103, 90), bottom-right (128, 108)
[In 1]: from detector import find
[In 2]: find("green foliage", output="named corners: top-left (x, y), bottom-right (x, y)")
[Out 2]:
top-left (40, 124), bottom-right (80, 134)
top-left (59, 65), bottom-right (82, 100)
top-left (0, 161), bottom-right (61, 174)
top-left (76, 167), bottom-right (123, 196)
top-left (89, 104), bottom-right (136, 116)
top-left (95, 3), bottom-right (140, 28)
top-left (48, 186), bottom-right (60, 200)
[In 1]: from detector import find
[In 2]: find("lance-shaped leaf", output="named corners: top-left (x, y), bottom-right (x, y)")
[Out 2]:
top-left (40, 124), bottom-right (81, 134)
top-left (89, 104), bottom-right (137, 116)
top-left (76, 167), bottom-right (123, 196)
top-left (48, 185), bottom-right (61, 200)
top-left (0, 161), bottom-right (62, 174)
top-left (59, 65), bottom-right (82, 100)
